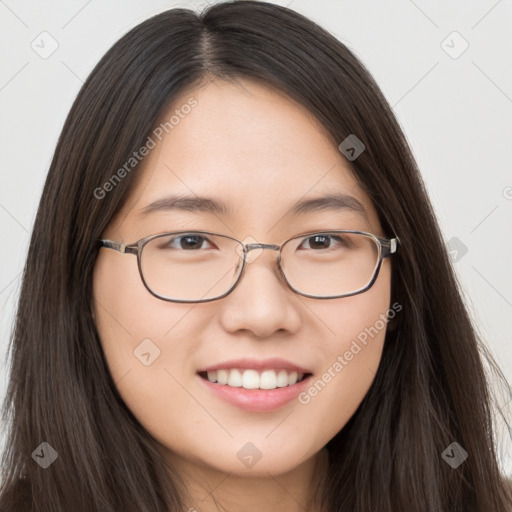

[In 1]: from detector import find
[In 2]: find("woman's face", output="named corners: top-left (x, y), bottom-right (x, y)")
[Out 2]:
top-left (93, 78), bottom-right (392, 477)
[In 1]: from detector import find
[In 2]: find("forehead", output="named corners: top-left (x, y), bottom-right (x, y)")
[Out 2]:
top-left (114, 78), bottom-right (380, 235)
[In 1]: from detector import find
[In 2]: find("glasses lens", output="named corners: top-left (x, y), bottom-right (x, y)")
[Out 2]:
top-left (140, 231), bottom-right (381, 302)
top-left (281, 232), bottom-right (380, 297)
top-left (141, 232), bottom-right (242, 301)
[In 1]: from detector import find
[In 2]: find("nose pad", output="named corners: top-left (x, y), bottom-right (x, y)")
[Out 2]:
top-left (232, 237), bottom-right (286, 286)
top-left (234, 236), bottom-right (265, 264)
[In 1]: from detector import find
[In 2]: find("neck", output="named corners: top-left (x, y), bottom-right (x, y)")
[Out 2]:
top-left (166, 447), bottom-right (329, 512)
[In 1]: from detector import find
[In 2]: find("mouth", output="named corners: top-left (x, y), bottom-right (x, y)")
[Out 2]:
top-left (196, 368), bottom-right (314, 412)
top-left (197, 368), bottom-right (313, 390)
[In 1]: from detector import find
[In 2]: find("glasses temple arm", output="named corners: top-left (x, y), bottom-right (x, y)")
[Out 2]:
top-left (381, 237), bottom-right (400, 258)
top-left (98, 240), bottom-right (138, 255)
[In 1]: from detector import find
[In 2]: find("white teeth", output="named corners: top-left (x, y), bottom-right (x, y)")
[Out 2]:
top-left (217, 369), bottom-right (229, 385)
top-left (204, 369), bottom-right (305, 389)
top-left (242, 369), bottom-right (259, 389)
top-left (227, 369), bottom-right (243, 387)
top-left (260, 370), bottom-right (277, 389)
top-left (276, 370), bottom-right (289, 387)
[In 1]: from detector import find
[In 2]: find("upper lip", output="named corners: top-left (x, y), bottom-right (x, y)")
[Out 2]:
top-left (197, 358), bottom-right (312, 374)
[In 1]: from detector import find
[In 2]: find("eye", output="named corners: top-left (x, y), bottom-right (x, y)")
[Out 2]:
top-left (161, 234), bottom-right (215, 251)
top-left (298, 234), bottom-right (347, 250)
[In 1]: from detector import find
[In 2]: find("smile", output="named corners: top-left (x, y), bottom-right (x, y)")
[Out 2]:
top-left (198, 368), bottom-right (310, 390)
top-left (197, 370), bottom-right (314, 412)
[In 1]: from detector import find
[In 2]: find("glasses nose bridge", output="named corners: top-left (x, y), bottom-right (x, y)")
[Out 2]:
top-left (239, 242), bottom-right (285, 285)
top-left (244, 242), bottom-right (280, 251)
top-left (243, 242), bottom-right (281, 258)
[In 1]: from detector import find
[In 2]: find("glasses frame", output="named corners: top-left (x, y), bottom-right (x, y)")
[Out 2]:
top-left (98, 229), bottom-right (400, 303)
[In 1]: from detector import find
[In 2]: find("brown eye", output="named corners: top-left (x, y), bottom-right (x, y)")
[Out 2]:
top-left (159, 234), bottom-right (215, 251)
top-left (298, 234), bottom-right (347, 250)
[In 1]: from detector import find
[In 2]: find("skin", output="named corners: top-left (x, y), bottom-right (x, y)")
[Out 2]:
top-left (92, 77), bottom-right (393, 512)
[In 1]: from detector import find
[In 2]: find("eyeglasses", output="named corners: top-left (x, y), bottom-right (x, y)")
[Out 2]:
top-left (98, 230), bottom-right (400, 303)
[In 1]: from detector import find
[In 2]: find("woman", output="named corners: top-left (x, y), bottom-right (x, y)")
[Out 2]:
top-left (1, 1), bottom-right (510, 511)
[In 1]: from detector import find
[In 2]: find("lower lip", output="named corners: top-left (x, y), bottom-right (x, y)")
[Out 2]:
top-left (197, 373), bottom-right (313, 412)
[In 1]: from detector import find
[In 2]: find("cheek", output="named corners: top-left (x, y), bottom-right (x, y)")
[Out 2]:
top-left (296, 261), bottom-right (392, 443)
top-left (91, 251), bottom-right (205, 420)
top-left (93, 249), bottom-right (204, 356)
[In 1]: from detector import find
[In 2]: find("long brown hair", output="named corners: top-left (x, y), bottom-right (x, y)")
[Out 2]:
top-left (1, 2), bottom-right (511, 511)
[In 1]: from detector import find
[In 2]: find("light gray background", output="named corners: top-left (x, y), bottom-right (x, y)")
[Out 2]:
top-left (1, 0), bottom-right (511, 476)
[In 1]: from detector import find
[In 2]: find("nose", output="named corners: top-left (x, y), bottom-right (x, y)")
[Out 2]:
top-left (217, 244), bottom-right (302, 337)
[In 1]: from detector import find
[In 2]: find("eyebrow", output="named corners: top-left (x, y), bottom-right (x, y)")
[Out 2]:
top-left (138, 193), bottom-right (367, 218)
